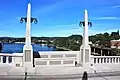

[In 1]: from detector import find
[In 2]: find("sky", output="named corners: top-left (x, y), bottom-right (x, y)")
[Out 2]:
top-left (0, 0), bottom-right (120, 37)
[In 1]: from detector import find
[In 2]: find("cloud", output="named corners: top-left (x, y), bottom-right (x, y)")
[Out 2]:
top-left (41, 24), bottom-right (78, 30)
top-left (93, 23), bottom-right (104, 26)
top-left (92, 17), bottom-right (120, 20)
top-left (53, 24), bottom-right (120, 36)
top-left (16, 17), bottom-right (21, 21)
top-left (88, 29), bottom-right (120, 36)
top-left (112, 5), bottom-right (120, 8)
top-left (49, 24), bottom-right (98, 36)
top-left (0, 31), bottom-right (7, 33)
top-left (59, 28), bottom-right (103, 36)
top-left (33, 22), bottom-right (120, 37)
top-left (35, 0), bottom-right (66, 16)
top-left (0, 30), bottom-right (9, 37)
top-left (52, 24), bottom-right (77, 28)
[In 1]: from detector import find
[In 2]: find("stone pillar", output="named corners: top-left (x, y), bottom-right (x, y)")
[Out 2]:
top-left (93, 48), bottom-right (95, 53)
top-left (6, 56), bottom-right (9, 63)
top-left (101, 50), bottom-right (103, 56)
top-left (77, 9), bottom-right (91, 68)
top-left (108, 51), bottom-right (109, 56)
top-left (23, 3), bottom-right (33, 68)
top-left (0, 56), bottom-right (2, 63)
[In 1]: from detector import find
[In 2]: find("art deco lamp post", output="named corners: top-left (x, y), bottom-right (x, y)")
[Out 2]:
top-left (77, 9), bottom-right (92, 67)
top-left (20, 3), bottom-right (37, 68)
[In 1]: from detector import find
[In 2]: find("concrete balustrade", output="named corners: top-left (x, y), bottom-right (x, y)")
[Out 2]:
top-left (91, 56), bottom-right (120, 66)
top-left (36, 51), bottom-right (79, 67)
top-left (38, 51), bottom-right (79, 59)
top-left (1, 51), bottom-right (120, 68)
top-left (0, 51), bottom-right (79, 67)
top-left (0, 53), bottom-right (23, 67)
top-left (35, 58), bottom-right (76, 67)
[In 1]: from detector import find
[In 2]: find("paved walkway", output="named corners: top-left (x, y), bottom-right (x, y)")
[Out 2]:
top-left (0, 64), bottom-right (120, 79)
top-left (0, 75), bottom-right (120, 80)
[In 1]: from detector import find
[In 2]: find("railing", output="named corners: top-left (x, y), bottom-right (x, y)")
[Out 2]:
top-left (36, 51), bottom-right (79, 67)
top-left (35, 58), bottom-right (76, 67)
top-left (91, 56), bottom-right (120, 66)
top-left (1, 51), bottom-right (120, 67)
top-left (0, 53), bottom-right (23, 65)
top-left (38, 51), bottom-right (79, 58)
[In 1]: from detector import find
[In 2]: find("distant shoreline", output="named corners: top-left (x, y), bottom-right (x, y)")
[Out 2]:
top-left (0, 43), bottom-right (56, 53)
top-left (1, 43), bottom-right (71, 51)
top-left (55, 46), bottom-right (71, 51)
top-left (46, 44), bottom-right (71, 51)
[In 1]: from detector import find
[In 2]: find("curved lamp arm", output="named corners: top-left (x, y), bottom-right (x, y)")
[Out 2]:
top-left (31, 18), bottom-right (38, 24)
top-left (20, 17), bottom-right (38, 24)
top-left (79, 21), bottom-right (92, 27)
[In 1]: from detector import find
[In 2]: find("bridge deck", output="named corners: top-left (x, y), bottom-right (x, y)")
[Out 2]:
top-left (0, 64), bottom-right (120, 75)
top-left (0, 64), bottom-right (120, 80)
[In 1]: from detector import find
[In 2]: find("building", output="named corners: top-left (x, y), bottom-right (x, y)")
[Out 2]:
top-left (111, 39), bottom-right (120, 49)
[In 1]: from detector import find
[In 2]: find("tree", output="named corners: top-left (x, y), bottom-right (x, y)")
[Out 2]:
top-left (89, 36), bottom-right (96, 44)
top-left (110, 30), bottom-right (120, 40)
top-left (53, 37), bottom-right (69, 48)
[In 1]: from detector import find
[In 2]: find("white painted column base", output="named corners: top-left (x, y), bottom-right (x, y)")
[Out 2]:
top-left (77, 44), bottom-right (91, 68)
top-left (23, 45), bottom-right (33, 68)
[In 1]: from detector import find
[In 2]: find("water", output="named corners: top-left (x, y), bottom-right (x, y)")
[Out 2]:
top-left (1, 43), bottom-right (56, 53)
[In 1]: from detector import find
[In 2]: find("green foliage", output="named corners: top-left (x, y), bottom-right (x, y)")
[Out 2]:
top-left (68, 44), bottom-right (80, 51)
top-left (53, 37), bottom-right (69, 48)
top-left (52, 35), bottom-right (82, 51)
top-left (111, 48), bottom-right (120, 56)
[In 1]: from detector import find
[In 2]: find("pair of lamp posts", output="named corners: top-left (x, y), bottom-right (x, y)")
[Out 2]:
top-left (20, 3), bottom-right (92, 68)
